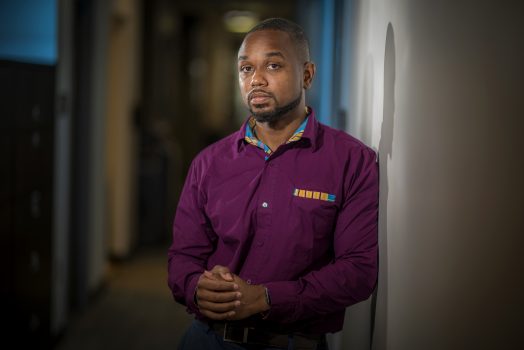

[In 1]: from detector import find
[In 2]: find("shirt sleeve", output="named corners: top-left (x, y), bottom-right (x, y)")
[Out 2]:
top-left (167, 158), bottom-right (216, 315)
top-left (264, 146), bottom-right (379, 324)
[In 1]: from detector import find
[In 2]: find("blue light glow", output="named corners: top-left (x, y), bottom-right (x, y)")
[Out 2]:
top-left (0, 0), bottom-right (57, 65)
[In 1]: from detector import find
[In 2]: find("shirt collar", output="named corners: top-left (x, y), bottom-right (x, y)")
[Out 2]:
top-left (236, 106), bottom-right (320, 153)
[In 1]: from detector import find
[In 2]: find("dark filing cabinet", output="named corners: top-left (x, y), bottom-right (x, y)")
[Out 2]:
top-left (0, 60), bottom-right (56, 346)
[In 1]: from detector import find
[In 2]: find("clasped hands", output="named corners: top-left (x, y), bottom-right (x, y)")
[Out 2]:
top-left (195, 265), bottom-right (270, 321)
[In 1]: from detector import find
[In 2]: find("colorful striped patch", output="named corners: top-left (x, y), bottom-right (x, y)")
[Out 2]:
top-left (293, 188), bottom-right (336, 202)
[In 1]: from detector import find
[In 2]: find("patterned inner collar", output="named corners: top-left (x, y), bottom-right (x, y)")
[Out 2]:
top-left (244, 114), bottom-right (309, 157)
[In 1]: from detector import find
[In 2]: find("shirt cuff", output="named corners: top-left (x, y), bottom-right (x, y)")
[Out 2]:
top-left (263, 281), bottom-right (301, 323)
top-left (185, 274), bottom-right (200, 315)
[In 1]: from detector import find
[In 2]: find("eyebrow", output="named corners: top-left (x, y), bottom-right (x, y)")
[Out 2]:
top-left (238, 51), bottom-right (286, 61)
top-left (265, 51), bottom-right (285, 59)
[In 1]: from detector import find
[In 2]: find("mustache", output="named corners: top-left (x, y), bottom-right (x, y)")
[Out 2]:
top-left (248, 89), bottom-right (274, 101)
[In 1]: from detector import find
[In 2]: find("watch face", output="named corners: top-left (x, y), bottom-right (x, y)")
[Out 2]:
top-left (265, 287), bottom-right (272, 305)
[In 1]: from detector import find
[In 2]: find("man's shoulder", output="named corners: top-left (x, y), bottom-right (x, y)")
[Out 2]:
top-left (192, 131), bottom-right (240, 168)
top-left (318, 122), bottom-right (376, 158)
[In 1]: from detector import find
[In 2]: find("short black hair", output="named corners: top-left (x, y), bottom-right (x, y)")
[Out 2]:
top-left (246, 18), bottom-right (310, 62)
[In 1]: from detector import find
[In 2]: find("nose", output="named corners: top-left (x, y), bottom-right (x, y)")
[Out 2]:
top-left (250, 69), bottom-right (267, 87)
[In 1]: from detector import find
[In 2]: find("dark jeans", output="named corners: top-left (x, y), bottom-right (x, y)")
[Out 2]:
top-left (178, 320), bottom-right (329, 350)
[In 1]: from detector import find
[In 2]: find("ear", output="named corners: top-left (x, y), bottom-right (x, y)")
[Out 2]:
top-left (303, 62), bottom-right (316, 90)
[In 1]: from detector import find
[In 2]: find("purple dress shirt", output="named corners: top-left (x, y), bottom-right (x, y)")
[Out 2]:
top-left (168, 108), bottom-right (378, 334)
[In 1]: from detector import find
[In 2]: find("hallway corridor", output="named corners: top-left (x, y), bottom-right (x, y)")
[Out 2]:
top-left (55, 247), bottom-right (192, 350)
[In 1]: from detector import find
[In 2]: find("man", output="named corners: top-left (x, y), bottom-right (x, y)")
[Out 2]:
top-left (168, 18), bottom-right (378, 350)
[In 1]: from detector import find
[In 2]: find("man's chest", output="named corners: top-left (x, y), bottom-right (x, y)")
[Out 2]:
top-left (202, 153), bottom-right (344, 241)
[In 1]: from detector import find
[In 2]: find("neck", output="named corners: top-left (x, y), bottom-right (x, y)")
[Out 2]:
top-left (254, 104), bottom-right (308, 152)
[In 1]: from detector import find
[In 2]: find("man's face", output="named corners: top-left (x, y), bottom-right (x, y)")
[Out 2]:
top-left (237, 30), bottom-right (305, 123)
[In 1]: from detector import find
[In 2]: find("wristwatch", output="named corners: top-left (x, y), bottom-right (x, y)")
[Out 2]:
top-left (261, 287), bottom-right (271, 319)
top-left (264, 287), bottom-right (272, 306)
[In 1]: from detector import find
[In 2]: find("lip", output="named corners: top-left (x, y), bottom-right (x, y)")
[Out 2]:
top-left (250, 96), bottom-right (271, 104)
top-left (248, 90), bottom-right (272, 102)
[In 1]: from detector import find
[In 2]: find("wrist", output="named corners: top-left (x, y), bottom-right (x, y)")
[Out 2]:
top-left (258, 285), bottom-right (271, 316)
top-left (247, 285), bottom-right (269, 314)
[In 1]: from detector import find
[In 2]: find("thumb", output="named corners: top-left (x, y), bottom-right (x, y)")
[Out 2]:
top-left (211, 265), bottom-right (234, 281)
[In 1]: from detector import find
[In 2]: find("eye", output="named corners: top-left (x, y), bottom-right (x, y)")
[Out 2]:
top-left (267, 63), bottom-right (281, 70)
top-left (240, 65), bottom-right (253, 73)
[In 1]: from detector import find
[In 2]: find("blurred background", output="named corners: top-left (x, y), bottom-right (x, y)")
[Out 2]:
top-left (0, 0), bottom-right (522, 349)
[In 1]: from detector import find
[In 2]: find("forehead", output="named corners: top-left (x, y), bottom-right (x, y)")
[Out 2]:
top-left (238, 30), bottom-right (297, 60)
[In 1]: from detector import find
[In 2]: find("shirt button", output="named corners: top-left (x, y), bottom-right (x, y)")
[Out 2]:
top-left (247, 279), bottom-right (252, 284)
top-left (262, 202), bottom-right (268, 208)
top-left (257, 241), bottom-right (264, 247)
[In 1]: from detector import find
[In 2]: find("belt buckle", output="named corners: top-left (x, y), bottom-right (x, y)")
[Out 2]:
top-left (223, 323), bottom-right (250, 344)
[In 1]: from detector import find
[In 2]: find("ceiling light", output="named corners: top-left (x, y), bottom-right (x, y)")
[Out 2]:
top-left (223, 11), bottom-right (259, 33)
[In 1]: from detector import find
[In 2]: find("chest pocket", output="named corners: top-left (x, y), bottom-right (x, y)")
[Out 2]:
top-left (290, 192), bottom-right (338, 240)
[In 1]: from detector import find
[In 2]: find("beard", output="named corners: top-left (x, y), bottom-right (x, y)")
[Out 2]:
top-left (249, 93), bottom-right (302, 124)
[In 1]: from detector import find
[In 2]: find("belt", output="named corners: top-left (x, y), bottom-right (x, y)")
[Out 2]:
top-left (209, 321), bottom-right (324, 350)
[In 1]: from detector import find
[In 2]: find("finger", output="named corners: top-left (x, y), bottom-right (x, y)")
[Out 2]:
top-left (197, 289), bottom-right (241, 303)
top-left (203, 270), bottom-right (232, 283)
top-left (198, 299), bottom-right (241, 313)
top-left (203, 271), bottom-right (217, 280)
top-left (220, 272), bottom-right (234, 281)
top-left (198, 277), bottom-right (238, 291)
top-left (210, 265), bottom-right (234, 281)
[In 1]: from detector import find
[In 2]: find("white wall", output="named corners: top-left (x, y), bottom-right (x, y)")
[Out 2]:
top-left (345, 1), bottom-right (524, 349)
top-left (106, 0), bottom-right (142, 258)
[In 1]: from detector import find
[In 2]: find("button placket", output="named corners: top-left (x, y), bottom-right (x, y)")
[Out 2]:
top-left (250, 161), bottom-right (276, 280)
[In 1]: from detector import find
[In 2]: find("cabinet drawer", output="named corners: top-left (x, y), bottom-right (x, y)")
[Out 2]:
top-left (14, 187), bottom-right (52, 239)
top-left (14, 236), bottom-right (52, 298)
top-left (0, 201), bottom-right (13, 298)
top-left (14, 65), bottom-right (55, 129)
top-left (13, 237), bottom-right (51, 340)
top-left (0, 65), bottom-right (15, 131)
top-left (0, 131), bottom-right (13, 200)
top-left (14, 127), bottom-right (54, 193)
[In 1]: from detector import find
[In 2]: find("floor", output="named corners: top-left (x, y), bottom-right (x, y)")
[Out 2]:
top-left (54, 246), bottom-right (193, 350)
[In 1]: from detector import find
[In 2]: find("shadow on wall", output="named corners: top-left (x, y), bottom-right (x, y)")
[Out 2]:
top-left (360, 57), bottom-right (373, 144)
top-left (372, 22), bottom-right (395, 350)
